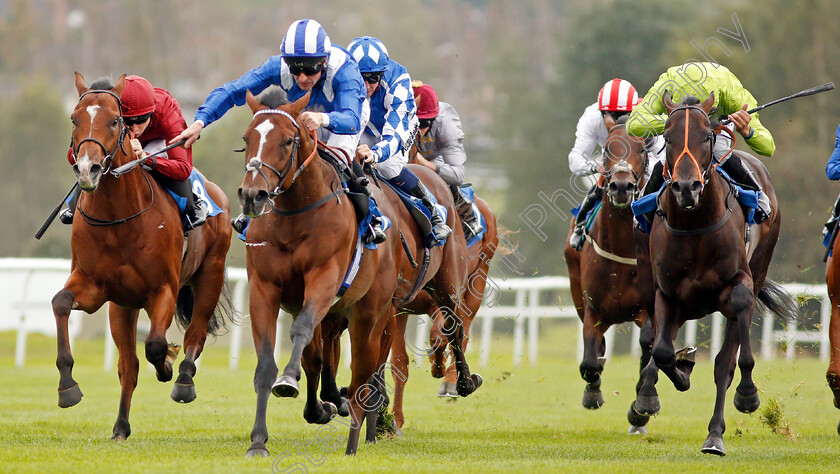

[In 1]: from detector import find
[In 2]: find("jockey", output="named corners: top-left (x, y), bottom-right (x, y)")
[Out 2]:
top-left (410, 81), bottom-right (483, 240)
top-left (821, 124), bottom-right (840, 241)
top-left (349, 36), bottom-right (451, 243)
top-left (568, 78), bottom-right (664, 251)
top-left (171, 19), bottom-right (385, 242)
top-left (627, 62), bottom-right (775, 227)
top-left (61, 74), bottom-right (208, 231)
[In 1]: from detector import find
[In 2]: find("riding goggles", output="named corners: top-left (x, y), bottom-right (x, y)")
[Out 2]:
top-left (361, 71), bottom-right (384, 84)
top-left (124, 113), bottom-right (152, 126)
top-left (284, 57), bottom-right (326, 76)
top-left (419, 118), bottom-right (435, 129)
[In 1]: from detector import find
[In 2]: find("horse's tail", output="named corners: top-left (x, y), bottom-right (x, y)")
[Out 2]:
top-left (757, 279), bottom-right (799, 323)
top-left (174, 275), bottom-right (238, 337)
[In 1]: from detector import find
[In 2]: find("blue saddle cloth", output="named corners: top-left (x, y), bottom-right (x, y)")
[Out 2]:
top-left (459, 186), bottom-right (487, 248)
top-left (165, 169), bottom-right (225, 222)
top-left (570, 200), bottom-right (603, 234)
top-left (629, 168), bottom-right (761, 234)
top-left (380, 177), bottom-right (448, 248)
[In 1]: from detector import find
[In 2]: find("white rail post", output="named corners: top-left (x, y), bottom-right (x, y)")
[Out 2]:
top-left (228, 279), bottom-right (249, 370)
top-left (710, 312), bottom-right (724, 360)
top-left (104, 316), bottom-right (115, 372)
top-left (785, 316), bottom-right (798, 361)
top-left (684, 319), bottom-right (697, 349)
top-left (630, 323), bottom-right (641, 358)
top-left (821, 294), bottom-right (832, 361)
top-left (15, 270), bottom-right (35, 368)
top-left (513, 289), bottom-right (526, 366)
top-left (761, 308), bottom-right (775, 360)
top-left (528, 287), bottom-right (539, 365)
top-left (603, 325), bottom-right (615, 360)
top-left (480, 312), bottom-right (492, 367)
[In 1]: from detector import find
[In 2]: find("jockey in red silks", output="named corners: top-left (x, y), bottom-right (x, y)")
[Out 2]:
top-left (62, 75), bottom-right (207, 230)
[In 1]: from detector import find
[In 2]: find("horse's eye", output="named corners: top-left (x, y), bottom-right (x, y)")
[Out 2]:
top-left (663, 136), bottom-right (672, 144)
top-left (70, 117), bottom-right (77, 126)
top-left (706, 133), bottom-right (714, 142)
top-left (112, 118), bottom-right (119, 127)
top-left (285, 138), bottom-right (294, 147)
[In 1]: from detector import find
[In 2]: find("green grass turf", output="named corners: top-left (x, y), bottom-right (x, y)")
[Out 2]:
top-left (1, 327), bottom-right (839, 473)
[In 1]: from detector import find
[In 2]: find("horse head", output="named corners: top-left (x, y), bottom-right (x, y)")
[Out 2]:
top-left (602, 113), bottom-right (647, 209)
top-left (70, 72), bottom-right (128, 191)
top-left (238, 89), bottom-right (313, 217)
top-left (662, 91), bottom-right (716, 210)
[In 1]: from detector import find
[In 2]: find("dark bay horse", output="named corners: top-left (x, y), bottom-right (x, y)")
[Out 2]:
top-left (52, 73), bottom-right (233, 440)
top-left (632, 92), bottom-right (796, 455)
top-left (824, 230), bottom-right (840, 432)
top-left (389, 193), bottom-right (498, 433)
top-left (563, 114), bottom-right (653, 433)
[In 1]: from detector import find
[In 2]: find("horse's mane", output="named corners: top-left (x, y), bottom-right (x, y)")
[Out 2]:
top-left (680, 95), bottom-right (701, 106)
top-left (257, 87), bottom-right (289, 108)
top-left (88, 77), bottom-right (115, 91)
top-left (616, 115), bottom-right (629, 125)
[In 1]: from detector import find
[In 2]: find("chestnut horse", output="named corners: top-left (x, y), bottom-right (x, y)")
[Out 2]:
top-left (389, 193), bottom-right (498, 433)
top-left (632, 92), bottom-right (796, 455)
top-left (237, 90), bottom-right (481, 456)
top-left (563, 114), bottom-right (653, 433)
top-left (825, 222), bottom-right (840, 433)
top-left (52, 73), bottom-right (233, 440)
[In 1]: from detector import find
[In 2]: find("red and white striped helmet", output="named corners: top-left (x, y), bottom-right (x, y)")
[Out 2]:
top-left (597, 78), bottom-right (639, 112)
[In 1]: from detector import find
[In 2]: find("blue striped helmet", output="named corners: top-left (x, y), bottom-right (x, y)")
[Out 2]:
top-left (347, 36), bottom-right (390, 73)
top-left (280, 19), bottom-right (331, 58)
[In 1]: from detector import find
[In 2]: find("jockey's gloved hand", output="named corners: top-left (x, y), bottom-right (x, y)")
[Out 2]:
top-left (141, 155), bottom-right (156, 172)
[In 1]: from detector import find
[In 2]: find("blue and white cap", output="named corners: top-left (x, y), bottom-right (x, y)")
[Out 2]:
top-left (347, 36), bottom-right (390, 73)
top-left (280, 19), bottom-right (331, 58)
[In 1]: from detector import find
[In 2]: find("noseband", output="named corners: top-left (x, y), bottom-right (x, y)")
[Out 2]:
top-left (602, 124), bottom-right (647, 201)
top-left (71, 89), bottom-right (128, 174)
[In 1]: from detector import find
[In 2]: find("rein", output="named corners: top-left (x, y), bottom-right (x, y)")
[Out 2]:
top-left (77, 170), bottom-right (156, 226)
top-left (244, 108), bottom-right (344, 216)
top-left (658, 176), bottom-right (735, 236)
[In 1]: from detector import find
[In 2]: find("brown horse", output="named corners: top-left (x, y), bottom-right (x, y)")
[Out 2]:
top-left (389, 193), bottom-right (498, 433)
top-left (52, 73), bottom-right (233, 441)
top-left (825, 222), bottom-right (840, 433)
top-left (632, 92), bottom-right (796, 455)
top-left (563, 114), bottom-right (653, 433)
top-left (237, 89), bottom-right (482, 456)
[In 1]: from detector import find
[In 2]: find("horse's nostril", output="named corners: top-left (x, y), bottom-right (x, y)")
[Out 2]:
top-left (691, 181), bottom-right (703, 192)
top-left (627, 183), bottom-right (636, 191)
top-left (90, 164), bottom-right (102, 176)
top-left (671, 182), bottom-right (682, 193)
top-left (608, 182), bottom-right (618, 192)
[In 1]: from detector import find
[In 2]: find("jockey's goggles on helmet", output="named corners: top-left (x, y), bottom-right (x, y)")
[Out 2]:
top-left (419, 117), bottom-right (435, 129)
top-left (284, 57), bottom-right (326, 76)
top-left (124, 112), bottom-right (152, 126)
top-left (361, 71), bottom-right (384, 84)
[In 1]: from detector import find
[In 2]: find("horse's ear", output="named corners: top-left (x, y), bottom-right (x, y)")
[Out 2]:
top-left (663, 90), bottom-right (677, 114)
top-left (74, 72), bottom-right (88, 96)
top-left (700, 91), bottom-right (715, 113)
top-left (602, 112), bottom-right (617, 132)
top-left (113, 74), bottom-right (127, 97)
top-left (245, 90), bottom-right (262, 113)
top-left (289, 91), bottom-right (311, 116)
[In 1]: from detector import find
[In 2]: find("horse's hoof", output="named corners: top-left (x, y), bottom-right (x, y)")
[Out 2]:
top-left (456, 378), bottom-right (474, 397)
top-left (58, 384), bottom-right (83, 408)
top-left (701, 435), bottom-right (726, 456)
top-left (627, 425), bottom-right (648, 435)
top-left (837, 420), bottom-right (840, 436)
top-left (245, 447), bottom-right (270, 458)
top-left (582, 387), bottom-right (604, 410)
top-left (271, 375), bottom-right (299, 398)
top-left (339, 386), bottom-right (348, 398)
top-left (472, 374), bottom-right (483, 389)
top-left (734, 389), bottom-right (760, 414)
top-left (437, 381), bottom-right (449, 397)
top-left (395, 425), bottom-right (403, 437)
top-left (627, 402), bottom-right (651, 427)
top-left (156, 363), bottom-right (174, 383)
top-left (337, 398), bottom-right (350, 417)
top-left (110, 433), bottom-right (128, 442)
top-left (171, 382), bottom-right (196, 403)
top-left (633, 395), bottom-right (660, 416)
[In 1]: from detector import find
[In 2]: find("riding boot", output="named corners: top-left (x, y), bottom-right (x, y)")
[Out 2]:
top-left (409, 181), bottom-right (452, 243)
top-left (823, 194), bottom-right (840, 242)
top-left (570, 184), bottom-right (602, 251)
top-left (169, 178), bottom-right (207, 231)
top-left (349, 161), bottom-right (385, 244)
top-left (720, 154), bottom-right (771, 223)
top-left (231, 213), bottom-right (249, 235)
top-left (451, 185), bottom-right (483, 240)
top-left (60, 186), bottom-right (83, 224)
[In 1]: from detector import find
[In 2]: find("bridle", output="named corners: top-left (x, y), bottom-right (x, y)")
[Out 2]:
top-left (602, 123), bottom-right (647, 202)
top-left (662, 105), bottom-right (736, 194)
top-left (243, 108), bottom-right (346, 216)
top-left (70, 89), bottom-right (129, 175)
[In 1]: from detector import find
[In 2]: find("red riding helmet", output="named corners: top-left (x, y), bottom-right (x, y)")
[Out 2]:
top-left (597, 78), bottom-right (639, 112)
top-left (412, 82), bottom-right (439, 119)
top-left (121, 75), bottom-right (156, 117)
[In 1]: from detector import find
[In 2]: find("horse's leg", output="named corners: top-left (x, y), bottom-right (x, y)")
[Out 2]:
top-left (246, 279), bottom-right (281, 458)
top-left (442, 266), bottom-right (486, 397)
top-left (828, 265), bottom-right (840, 432)
top-left (344, 302), bottom-right (390, 455)
top-left (143, 286), bottom-right (178, 383)
top-left (391, 312), bottom-right (410, 434)
top-left (701, 318), bottom-right (740, 456)
top-left (580, 308), bottom-right (607, 410)
top-left (302, 323), bottom-right (336, 424)
top-left (52, 272), bottom-right (105, 408)
top-left (371, 315), bottom-right (397, 441)
top-left (628, 313), bottom-right (653, 433)
top-left (272, 274), bottom-right (336, 398)
top-left (729, 279), bottom-right (760, 414)
top-left (428, 303), bottom-right (447, 379)
top-left (108, 304), bottom-right (140, 441)
top-left (650, 291), bottom-right (692, 392)
top-left (319, 315), bottom-right (349, 417)
top-left (172, 269), bottom-right (226, 403)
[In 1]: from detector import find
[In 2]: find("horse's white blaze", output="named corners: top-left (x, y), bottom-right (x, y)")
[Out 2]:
top-left (86, 105), bottom-right (100, 137)
top-left (76, 154), bottom-right (92, 176)
top-left (251, 120), bottom-right (274, 178)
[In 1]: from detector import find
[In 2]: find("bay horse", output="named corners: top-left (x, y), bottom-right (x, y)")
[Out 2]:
top-left (563, 114), bottom-right (653, 433)
top-left (237, 89), bottom-right (482, 456)
top-left (389, 194), bottom-right (498, 433)
top-left (632, 92), bottom-right (796, 455)
top-left (824, 223), bottom-right (840, 433)
top-left (52, 73), bottom-right (234, 440)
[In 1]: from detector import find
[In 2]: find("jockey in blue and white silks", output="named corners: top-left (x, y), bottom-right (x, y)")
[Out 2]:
top-left (172, 19), bottom-right (384, 241)
top-left (349, 36), bottom-right (451, 243)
